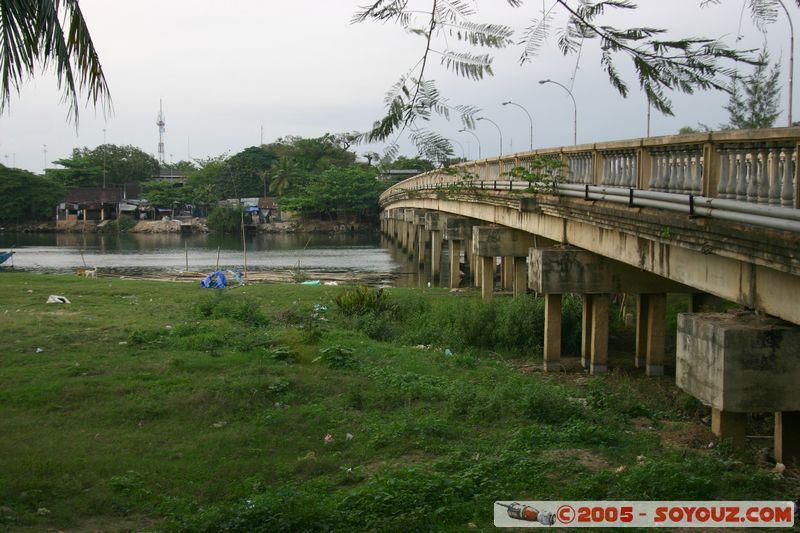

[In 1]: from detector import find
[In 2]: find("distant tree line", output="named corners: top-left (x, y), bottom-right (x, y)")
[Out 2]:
top-left (1, 133), bottom-right (438, 223)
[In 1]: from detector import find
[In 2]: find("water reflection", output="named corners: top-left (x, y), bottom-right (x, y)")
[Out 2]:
top-left (0, 231), bottom-right (465, 288)
top-left (0, 232), bottom-right (397, 276)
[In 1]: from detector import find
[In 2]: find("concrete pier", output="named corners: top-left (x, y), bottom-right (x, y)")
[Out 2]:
top-left (473, 227), bottom-right (536, 300)
top-left (678, 312), bottom-right (800, 457)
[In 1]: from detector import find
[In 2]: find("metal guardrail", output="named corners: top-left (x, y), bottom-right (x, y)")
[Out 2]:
top-left (380, 179), bottom-right (800, 234)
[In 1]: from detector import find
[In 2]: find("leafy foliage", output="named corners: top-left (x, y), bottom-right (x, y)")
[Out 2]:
top-left (503, 156), bottom-right (567, 194)
top-left (47, 144), bottom-right (159, 187)
top-left (0, 164), bottom-right (65, 222)
top-left (142, 181), bottom-right (192, 208)
top-left (354, 0), bottom-right (761, 157)
top-left (281, 166), bottom-right (385, 218)
top-left (206, 205), bottom-right (242, 234)
top-left (335, 285), bottom-right (397, 317)
top-left (722, 46), bottom-right (782, 130)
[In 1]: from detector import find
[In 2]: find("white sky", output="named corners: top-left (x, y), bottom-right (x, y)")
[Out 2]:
top-left (0, 0), bottom-right (795, 173)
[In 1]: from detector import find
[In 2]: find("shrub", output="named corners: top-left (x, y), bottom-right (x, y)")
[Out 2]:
top-left (334, 286), bottom-right (396, 317)
top-left (315, 345), bottom-right (356, 369)
top-left (195, 293), bottom-right (268, 326)
top-left (207, 206), bottom-right (242, 233)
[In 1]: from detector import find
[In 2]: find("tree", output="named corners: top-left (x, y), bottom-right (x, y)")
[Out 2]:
top-left (225, 145), bottom-right (277, 197)
top-left (722, 47), bottom-right (782, 129)
top-left (381, 156), bottom-right (436, 172)
top-left (47, 144), bottom-right (159, 187)
top-left (0, 164), bottom-right (65, 222)
top-left (269, 156), bottom-right (301, 197)
top-left (282, 166), bottom-right (384, 219)
top-left (142, 181), bottom-right (191, 208)
top-left (0, 0), bottom-right (111, 122)
top-left (354, 1), bottom-right (764, 158)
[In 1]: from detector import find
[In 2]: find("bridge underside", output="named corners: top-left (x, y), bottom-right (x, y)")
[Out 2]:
top-left (385, 192), bottom-right (800, 325)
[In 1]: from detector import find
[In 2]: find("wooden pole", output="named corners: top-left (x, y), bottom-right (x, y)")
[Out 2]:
top-left (215, 246), bottom-right (221, 270)
top-left (241, 210), bottom-right (248, 279)
top-left (184, 242), bottom-right (189, 271)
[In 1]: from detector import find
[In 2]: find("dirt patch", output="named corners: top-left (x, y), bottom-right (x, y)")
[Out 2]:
top-left (659, 421), bottom-right (715, 450)
top-left (543, 448), bottom-right (610, 471)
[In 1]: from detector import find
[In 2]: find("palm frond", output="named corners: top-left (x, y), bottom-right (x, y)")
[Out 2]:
top-left (0, 0), bottom-right (111, 123)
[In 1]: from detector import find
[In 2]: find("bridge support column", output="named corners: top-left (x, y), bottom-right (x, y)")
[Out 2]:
top-left (444, 217), bottom-right (475, 289)
top-left (464, 238), bottom-right (473, 285)
top-left (711, 408), bottom-right (747, 449)
top-left (449, 239), bottom-right (462, 289)
top-left (589, 294), bottom-right (609, 375)
top-left (501, 256), bottom-right (514, 291)
top-left (775, 412), bottom-right (800, 464)
top-left (430, 230), bottom-right (442, 282)
top-left (544, 294), bottom-right (562, 372)
top-left (473, 252), bottom-right (482, 288)
top-left (513, 257), bottom-right (527, 297)
top-left (635, 295), bottom-right (649, 369)
top-left (581, 295), bottom-right (593, 369)
top-left (418, 226), bottom-right (429, 267)
top-left (481, 256), bottom-right (495, 300)
top-left (645, 293), bottom-right (667, 376)
top-left (473, 226), bottom-right (536, 299)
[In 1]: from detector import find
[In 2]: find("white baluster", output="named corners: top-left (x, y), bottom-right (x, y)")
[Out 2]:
top-left (781, 147), bottom-right (795, 207)
top-left (717, 148), bottom-right (730, 198)
top-left (735, 149), bottom-right (748, 200)
top-left (768, 147), bottom-right (781, 205)
top-left (757, 148), bottom-right (770, 204)
top-left (649, 152), bottom-right (661, 190)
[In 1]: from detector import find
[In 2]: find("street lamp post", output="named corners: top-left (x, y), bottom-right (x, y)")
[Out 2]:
top-left (459, 129), bottom-right (482, 160)
top-left (539, 79), bottom-right (577, 145)
top-left (776, 0), bottom-right (794, 126)
top-left (502, 101), bottom-right (533, 151)
top-left (450, 138), bottom-right (466, 161)
top-left (477, 117), bottom-right (503, 156)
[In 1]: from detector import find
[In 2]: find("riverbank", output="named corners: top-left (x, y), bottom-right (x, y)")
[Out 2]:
top-left (0, 273), bottom-right (793, 531)
top-left (0, 218), bottom-right (378, 235)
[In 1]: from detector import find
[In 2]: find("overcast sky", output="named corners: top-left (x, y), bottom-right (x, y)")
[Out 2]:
top-left (0, 0), bottom-right (795, 173)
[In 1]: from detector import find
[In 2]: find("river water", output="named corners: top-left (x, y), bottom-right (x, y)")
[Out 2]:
top-left (0, 232), bottom-right (445, 287)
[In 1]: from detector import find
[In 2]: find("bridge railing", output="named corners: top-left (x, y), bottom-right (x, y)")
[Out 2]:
top-left (381, 127), bottom-right (800, 211)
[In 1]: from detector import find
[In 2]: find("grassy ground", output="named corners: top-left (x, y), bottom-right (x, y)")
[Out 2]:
top-left (0, 272), bottom-right (795, 532)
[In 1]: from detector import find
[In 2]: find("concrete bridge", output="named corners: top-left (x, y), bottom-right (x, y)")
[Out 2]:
top-left (379, 127), bottom-right (800, 464)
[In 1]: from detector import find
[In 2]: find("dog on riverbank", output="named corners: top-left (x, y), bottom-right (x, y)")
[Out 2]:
top-left (76, 267), bottom-right (97, 279)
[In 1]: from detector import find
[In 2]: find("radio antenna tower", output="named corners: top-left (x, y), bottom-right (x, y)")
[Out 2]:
top-left (157, 99), bottom-right (166, 164)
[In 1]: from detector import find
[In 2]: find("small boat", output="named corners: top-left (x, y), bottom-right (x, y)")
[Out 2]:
top-left (0, 251), bottom-right (14, 265)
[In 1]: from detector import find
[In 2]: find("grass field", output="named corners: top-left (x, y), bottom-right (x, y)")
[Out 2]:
top-left (0, 272), bottom-right (795, 531)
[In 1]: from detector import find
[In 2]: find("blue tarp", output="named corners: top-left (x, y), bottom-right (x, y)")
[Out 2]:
top-left (200, 271), bottom-right (228, 289)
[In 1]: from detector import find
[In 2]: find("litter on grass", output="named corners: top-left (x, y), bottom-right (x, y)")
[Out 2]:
top-left (200, 271), bottom-right (227, 289)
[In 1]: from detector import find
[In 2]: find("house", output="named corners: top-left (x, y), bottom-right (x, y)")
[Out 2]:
top-left (56, 184), bottom-right (142, 227)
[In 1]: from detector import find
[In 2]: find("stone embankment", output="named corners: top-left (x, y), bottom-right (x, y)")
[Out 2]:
top-left (2, 218), bottom-right (377, 234)
top-left (128, 218), bottom-right (208, 233)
